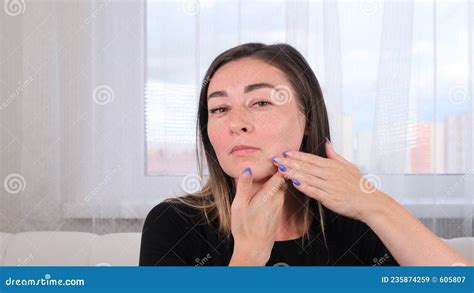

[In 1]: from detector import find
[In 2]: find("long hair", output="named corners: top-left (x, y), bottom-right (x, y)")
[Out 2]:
top-left (165, 43), bottom-right (331, 248)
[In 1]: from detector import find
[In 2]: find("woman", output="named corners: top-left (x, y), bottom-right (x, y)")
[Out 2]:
top-left (139, 43), bottom-right (471, 266)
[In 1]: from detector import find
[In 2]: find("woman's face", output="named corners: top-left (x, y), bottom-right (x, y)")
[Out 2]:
top-left (207, 57), bottom-right (308, 182)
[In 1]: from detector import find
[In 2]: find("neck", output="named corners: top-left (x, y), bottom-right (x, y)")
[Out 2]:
top-left (234, 176), bottom-right (304, 241)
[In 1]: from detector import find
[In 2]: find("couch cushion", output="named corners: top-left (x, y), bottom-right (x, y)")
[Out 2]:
top-left (3, 231), bottom-right (97, 266)
top-left (88, 233), bottom-right (141, 266)
top-left (442, 237), bottom-right (474, 264)
top-left (0, 233), bottom-right (12, 265)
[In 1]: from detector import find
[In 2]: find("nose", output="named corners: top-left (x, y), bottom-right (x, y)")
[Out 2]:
top-left (228, 108), bottom-right (254, 135)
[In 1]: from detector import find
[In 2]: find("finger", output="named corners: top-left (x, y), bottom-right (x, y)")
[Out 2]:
top-left (272, 156), bottom-right (328, 180)
top-left (290, 177), bottom-right (328, 202)
top-left (234, 167), bottom-right (253, 207)
top-left (281, 150), bottom-right (332, 168)
top-left (276, 167), bottom-right (328, 190)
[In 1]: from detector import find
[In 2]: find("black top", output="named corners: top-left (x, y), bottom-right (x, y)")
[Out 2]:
top-left (139, 201), bottom-right (400, 266)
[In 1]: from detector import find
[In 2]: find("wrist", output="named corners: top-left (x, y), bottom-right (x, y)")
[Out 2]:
top-left (229, 245), bottom-right (269, 266)
top-left (360, 190), bottom-right (394, 225)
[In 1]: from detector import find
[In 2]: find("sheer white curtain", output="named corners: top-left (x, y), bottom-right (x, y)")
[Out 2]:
top-left (0, 0), bottom-right (172, 234)
top-left (1, 0), bottom-right (472, 238)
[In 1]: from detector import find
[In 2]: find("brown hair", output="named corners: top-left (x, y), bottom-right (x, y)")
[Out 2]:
top-left (165, 43), bottom-right (331, 248)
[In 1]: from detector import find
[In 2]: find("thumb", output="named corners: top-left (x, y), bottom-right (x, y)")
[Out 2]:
top-left (325, 137), bottom-right (350, 164)
top-left (234, 167), bottom-right (253, 206)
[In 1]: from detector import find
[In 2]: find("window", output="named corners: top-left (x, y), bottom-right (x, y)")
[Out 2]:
top-left (145, 0), bottom-right (472, 176)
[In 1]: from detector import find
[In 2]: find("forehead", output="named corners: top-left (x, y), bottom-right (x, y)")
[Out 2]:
top-left (208, 57), bottom-right (290, 94)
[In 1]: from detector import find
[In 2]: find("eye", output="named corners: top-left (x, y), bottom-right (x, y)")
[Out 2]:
top-left (254, 100), bottom-right (272, 107)
top-left (209, 106), bottom-right (227, 114)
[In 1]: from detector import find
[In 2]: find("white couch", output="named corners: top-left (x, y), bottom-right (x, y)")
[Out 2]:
top-left (0, 232), bottom-right (472, 266)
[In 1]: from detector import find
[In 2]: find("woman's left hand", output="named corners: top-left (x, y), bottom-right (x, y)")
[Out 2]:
top-left (272, 140), bottom-right (385, 223)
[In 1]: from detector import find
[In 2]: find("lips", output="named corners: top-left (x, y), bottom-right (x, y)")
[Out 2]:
top-left (230, 145), bottom-right (259, 154)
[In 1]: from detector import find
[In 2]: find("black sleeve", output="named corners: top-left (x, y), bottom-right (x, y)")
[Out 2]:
top-left (351, 220), bottom-right (400, 266)
top-left (139, 201), bottom-right (197, 266)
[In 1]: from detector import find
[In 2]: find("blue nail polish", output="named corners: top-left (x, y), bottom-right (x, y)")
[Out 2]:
top-left (278, 164), bottom-right (287, 172)
top-left (292, 178), bottom-right (301, 186)
top-left (244, 167), bottom-right (252, 174)
top-left (272, 156), bottom-right (278, 164)
top-left (283, 151), bottom-right (289, 158)
top-left (325, 137), bottom-right (331, 144)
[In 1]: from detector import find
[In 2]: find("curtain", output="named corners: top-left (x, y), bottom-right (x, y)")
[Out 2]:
top-left (1, 0), bottom-right (472, 239)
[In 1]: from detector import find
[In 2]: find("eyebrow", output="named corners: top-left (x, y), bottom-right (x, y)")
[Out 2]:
top-left (207, 82), bottom-right (275, 101)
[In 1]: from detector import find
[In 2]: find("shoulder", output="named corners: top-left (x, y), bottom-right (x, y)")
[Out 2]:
top-left (143, 200), bottom-right (206, 230)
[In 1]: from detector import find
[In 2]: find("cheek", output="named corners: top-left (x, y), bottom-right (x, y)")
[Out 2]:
top-left (207, 121), bottom-right (229, 154)
top-left (258, 113), bottom-right (304, 150)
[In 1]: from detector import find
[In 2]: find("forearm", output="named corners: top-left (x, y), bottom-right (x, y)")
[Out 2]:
top-left (363, 191), bottom-right (473, 266)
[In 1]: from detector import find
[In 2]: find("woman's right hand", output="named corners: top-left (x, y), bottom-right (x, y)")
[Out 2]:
top-left (229, 166), bottom-right (288, 266)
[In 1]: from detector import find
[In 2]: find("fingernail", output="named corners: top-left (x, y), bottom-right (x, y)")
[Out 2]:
top-left (291, 178), bottom-right (301, 186)
top-left (283, 151), bottom-right (289, 158)
top-left (278, 164), bottom-right (287, 172)
top-left (243, 167), bottom-right (252, 174)
top-left (272, 156), bottom-right (279, 164)
top-left (325, 137), bottom-right (331, 144)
